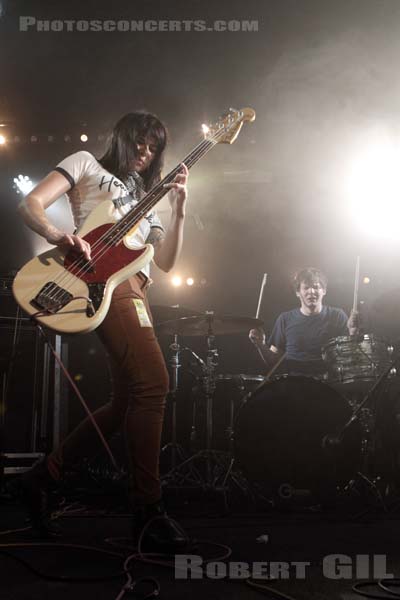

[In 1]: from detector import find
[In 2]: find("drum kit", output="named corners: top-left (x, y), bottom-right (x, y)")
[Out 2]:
top-left (153, 304), bottom-right (400, 509)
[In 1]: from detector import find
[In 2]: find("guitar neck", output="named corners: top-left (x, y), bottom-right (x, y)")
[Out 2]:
top-left (118, 136), bottom-right (217, 236)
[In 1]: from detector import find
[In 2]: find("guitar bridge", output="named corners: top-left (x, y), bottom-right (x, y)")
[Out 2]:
top-left (31, 282), bottom-right (74, 313)
top-left (31, 282), bottom-right (106, 318)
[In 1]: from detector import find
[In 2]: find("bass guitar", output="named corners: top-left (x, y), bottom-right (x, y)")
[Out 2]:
top-left (13, 107), bottom-right (255, 334)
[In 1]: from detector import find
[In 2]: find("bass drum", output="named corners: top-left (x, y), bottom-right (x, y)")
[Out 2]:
top-left (234, 376), bottom-right (362, 502)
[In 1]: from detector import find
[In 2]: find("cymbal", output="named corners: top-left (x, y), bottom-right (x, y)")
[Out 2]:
top-left (156, 312), bottom-right (264, 336)
top-left (151, 304), bottom-right (201, 325)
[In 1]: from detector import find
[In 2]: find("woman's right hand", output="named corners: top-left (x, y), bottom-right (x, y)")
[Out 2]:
top-left (46, 228), bottom-right (91, 260)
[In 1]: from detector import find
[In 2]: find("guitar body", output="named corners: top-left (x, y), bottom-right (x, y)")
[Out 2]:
top-left (12, 200), bottom-right (154, 334)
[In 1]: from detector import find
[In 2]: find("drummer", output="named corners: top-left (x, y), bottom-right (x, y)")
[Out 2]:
top-left (249, 267), bottom-right (359, 377)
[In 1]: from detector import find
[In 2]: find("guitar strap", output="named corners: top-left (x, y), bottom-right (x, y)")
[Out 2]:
top-left (113, 171), bottom-right (145, 208)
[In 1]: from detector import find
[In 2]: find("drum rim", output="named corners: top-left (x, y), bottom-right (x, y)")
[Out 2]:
top-left (322, 333), bottom-right (392, 350)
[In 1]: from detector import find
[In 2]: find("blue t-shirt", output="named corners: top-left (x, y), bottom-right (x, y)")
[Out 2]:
top-left (268, 306), bottom-right (348, 376)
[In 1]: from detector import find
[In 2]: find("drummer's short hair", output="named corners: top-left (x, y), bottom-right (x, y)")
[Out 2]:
top-left (293, 268), bottom-right (328, 292)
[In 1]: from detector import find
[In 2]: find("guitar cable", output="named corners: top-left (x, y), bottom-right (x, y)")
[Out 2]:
top-left (34, 322), bottom-right (120, 474)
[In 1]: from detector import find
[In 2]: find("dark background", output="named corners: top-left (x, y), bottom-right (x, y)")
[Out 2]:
top-left (1, 0), bottom-right (400, 353)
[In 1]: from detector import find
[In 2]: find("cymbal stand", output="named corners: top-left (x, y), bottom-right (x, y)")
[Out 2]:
top-left (203, 330), bottom-right (219, 484)
top-left (163, 334), bottom-right (255, 513)
top-left (162, 320), bottom-right (233, 499)
top-left (161, 335), bottom-right (188, 471)
top-left (161, 338), bottom-right (205, 487)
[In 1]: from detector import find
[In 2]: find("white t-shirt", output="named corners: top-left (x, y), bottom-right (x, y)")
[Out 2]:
top-left (55, 151), bottom-right (164, 277)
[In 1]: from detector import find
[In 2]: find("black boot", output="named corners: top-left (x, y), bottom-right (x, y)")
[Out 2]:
top-left (19, 458), bottom-right (61, 537)
top-left (132, 500), bottom-right (189, 553)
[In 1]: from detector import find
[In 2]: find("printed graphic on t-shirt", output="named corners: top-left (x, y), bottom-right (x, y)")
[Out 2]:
top-left (99, 175), bottom-right (129, 195)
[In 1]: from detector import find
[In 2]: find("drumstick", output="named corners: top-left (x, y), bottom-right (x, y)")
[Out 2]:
top-left (241, 351), bottom-right (287, 406)
top-left (256, 273), bottom-right (267, 319)
top-left (264, 351), bottom-right (287, 381)
top-left (353, 256), bottom-right (360, 313)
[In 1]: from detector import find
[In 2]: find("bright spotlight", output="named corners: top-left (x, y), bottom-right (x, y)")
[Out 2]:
top-left (347, 137), bottom-right (400, 240)
top-left (13, 174), bottom-right (34, 195)
top-left (171, 275), bottom-right (182, 287)
top-left (186, 277), bottom-right (194, 286)
top-left (201, 124), bottom-right (210, 135)
top-left (363, 277), bottom-right (371, 284)
top-left (0, 134), bottom-right (6, 145)
top-left (80, 134), bottom-right (88, 143)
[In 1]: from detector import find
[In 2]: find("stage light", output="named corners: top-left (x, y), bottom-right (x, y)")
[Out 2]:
top-left (348, 137), bottom-right (400, 240)
top-left (202, 124), bottom-right (210, 135)
top-left (80, 134), bottom-right (88, 143)
top-left (186, 277), bottom-right (194, 286)
top-left (13, 174), bottom-right (34, 195)
top-left (171, 275), bottom-right (182, 287)
top-left (363, 277), bottom-right (371, 284)
top-left (0, 134), bottom-right (6, 145)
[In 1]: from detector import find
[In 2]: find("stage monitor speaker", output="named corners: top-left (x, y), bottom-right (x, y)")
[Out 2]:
top-left (0, 317), bottom-right (48, 453)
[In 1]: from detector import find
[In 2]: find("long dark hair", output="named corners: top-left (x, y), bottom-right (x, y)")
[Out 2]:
top-left (98, 112), bottom-right (168, 191)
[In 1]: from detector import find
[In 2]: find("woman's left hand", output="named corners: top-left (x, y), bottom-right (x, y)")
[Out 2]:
top-left (164, 163), bottom-right (189, 218)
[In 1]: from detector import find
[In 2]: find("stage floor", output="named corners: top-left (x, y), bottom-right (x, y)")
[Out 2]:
top-left (0, 490), bottom-right (399, 600)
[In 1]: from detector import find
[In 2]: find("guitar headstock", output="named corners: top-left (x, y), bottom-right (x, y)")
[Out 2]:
top-left (203, 107), bottom-right (256, 145)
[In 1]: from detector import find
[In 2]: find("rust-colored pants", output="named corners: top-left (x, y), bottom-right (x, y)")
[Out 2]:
top-left (48, 274), bottom-right (169, 505)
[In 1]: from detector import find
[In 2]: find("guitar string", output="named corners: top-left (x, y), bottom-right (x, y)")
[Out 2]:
top-left (44, 135), bottom-right (219, 306)
top-left (64, 135), bottom-right (219, 272)
top-left (45, 136), bottom-right (217, 307)
top-left (42, 122), bottom-right (234, 310)
top-left (53, 110), bottom-right (248, 287)
top-left (48, 113), bottom-right (244, 296)
top-left (40, 118), bottom-right (240, 310)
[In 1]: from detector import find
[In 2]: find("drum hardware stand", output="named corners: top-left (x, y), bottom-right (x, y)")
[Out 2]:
top-left (182, 345), bottom-right (206, 452)
top-left (162, 321), bottom-right (238, 504)
top-left (325, 355), bottom-right (400, 512)
top-left (160, 336), bottom-right (204, 488)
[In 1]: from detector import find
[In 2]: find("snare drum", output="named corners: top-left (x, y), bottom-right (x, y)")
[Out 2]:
top-left (322, 334), bottom-right (395, 385)
top-left (234, 376), bottom-right (362, 501)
